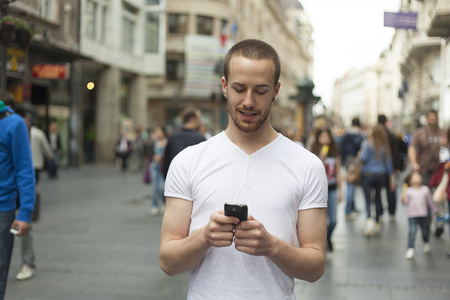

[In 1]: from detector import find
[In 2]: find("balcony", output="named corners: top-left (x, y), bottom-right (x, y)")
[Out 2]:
top-left (427, 0), bottom-right (450, 37)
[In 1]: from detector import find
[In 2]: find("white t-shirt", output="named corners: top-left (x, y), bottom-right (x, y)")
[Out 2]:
top-left (165, 132), bottom-right (328, 300)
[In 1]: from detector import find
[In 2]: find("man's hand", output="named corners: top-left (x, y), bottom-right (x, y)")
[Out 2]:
top-left (11, 220), bottom-right (31, 236)
top-left (204, 210), bottom-right (239, 248)
top-left (233, 215), bottom-right (275, 256)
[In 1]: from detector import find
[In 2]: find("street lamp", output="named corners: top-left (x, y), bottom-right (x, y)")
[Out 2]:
top-left (290, 77), bottom-right (321, 141)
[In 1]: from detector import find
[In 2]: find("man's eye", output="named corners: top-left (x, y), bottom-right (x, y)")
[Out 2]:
top-left (234, 89), bottom-right (244, 93)
top-left (256, 91), bottom-right (267, 95)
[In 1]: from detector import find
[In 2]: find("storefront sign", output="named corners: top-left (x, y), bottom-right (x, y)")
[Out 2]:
top-left (384, 12), bottom-right (417, 30)
top-left (32, 63), bottom-right (71, 79)
top-left (0, 45), bottom-right (26, 76)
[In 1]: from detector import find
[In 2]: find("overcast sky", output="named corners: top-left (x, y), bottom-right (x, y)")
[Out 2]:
top-left (299, 0), bottom-right (402, 107)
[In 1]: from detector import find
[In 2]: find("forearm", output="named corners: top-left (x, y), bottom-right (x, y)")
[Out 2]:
top-left (268, 237), bottom-right (326, 282)
top-left (407, 146), bottom-right (418, 165)
top-left (159, 226), bottom-right (211, 276)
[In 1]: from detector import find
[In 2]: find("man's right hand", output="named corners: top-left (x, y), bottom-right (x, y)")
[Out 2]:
top-left (204, 210), bottom-right (238, 247)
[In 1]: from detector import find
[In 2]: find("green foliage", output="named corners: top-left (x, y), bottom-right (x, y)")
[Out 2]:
top-left (0, 16), bottom-right (34, 35)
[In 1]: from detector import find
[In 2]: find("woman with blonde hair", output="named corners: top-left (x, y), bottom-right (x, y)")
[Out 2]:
top-left (360, 124), bottom-right (395, 236)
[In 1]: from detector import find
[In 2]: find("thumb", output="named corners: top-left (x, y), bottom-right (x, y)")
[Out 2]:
top-left (247, 214), bottom-right (255, 221)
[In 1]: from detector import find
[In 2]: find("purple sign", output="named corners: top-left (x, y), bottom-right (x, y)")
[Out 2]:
top-left (384, 12), bottom-right (417, 30)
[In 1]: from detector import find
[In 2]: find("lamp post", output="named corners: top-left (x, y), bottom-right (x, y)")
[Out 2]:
top-left (0, 0), bottom-right (16, 92)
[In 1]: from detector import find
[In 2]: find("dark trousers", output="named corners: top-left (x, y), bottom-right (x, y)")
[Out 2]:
top-left (384, 173), bottom-right (396, 216)
top-left (362, 173), bottom-right (384, 222)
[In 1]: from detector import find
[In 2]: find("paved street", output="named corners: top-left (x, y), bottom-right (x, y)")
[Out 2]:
top-left (5, 164), bottom-right (450, 300)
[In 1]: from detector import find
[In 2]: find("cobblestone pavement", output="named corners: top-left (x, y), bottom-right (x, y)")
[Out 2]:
top-left (5, 164), bottom-right (450, 300)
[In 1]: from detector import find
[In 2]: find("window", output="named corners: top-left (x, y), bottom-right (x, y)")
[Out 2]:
top-left (168, 14), bottom-right (188, 34)
top-left (166, 60), bottom-right (184, 81)
top-left (145, 12), bottom-right (159, 53)
top-left (122, 17), bottom-right (134, 53)
top-left (197, 16), bottom-right (213, 35)
top-left (100, 6), bottom-right (107, 42)
top-left (39, 0), bottom-right (59, 22)
top-left (146, 0), bottom-right (160, 4)
top-left (85, 1), bottom-right (98, 38)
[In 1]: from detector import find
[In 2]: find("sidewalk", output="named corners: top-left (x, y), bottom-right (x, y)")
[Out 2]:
top-left (5, 164), bottom-right (450, 300)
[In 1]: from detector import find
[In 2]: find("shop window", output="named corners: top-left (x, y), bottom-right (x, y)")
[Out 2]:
top-left (168, 14), bottom-right (188, 34)
top-left (197, 16), bottom-right (213, 36)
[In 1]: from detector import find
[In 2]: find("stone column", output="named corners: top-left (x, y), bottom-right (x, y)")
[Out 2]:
top-left (128, 74), bottom-right (147, 130)
top-left (96, 67), bottom-right (121, 163)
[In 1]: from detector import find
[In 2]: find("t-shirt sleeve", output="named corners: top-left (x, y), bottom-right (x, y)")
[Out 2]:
top-left (298, 154), bottom-right (328, 210)
top-left (164, 149), bottom-right (194, 201)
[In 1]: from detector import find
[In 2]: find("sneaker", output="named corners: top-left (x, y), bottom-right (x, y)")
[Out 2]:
top-left (389, 215), bottom-right (396, 222)
top-left (423, 243), bottom-right (431, 253)
top-left (365, 218), bottom-right (374, 237)
top-left (405, 248), bottom-right (415, 259)
top-left (149, 207), bottom-right (159, 216)
top-left (16, 265), bottom-right (35, 280)
top-left (374, 222), bottom-right (381, 235)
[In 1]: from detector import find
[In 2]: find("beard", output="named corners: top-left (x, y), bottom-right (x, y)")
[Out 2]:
top-left (227, 100), bottom-right (270, 133)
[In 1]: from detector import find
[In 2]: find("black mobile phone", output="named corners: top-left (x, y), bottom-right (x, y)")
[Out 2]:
top-left (224, 203), bottom-right (248, 221)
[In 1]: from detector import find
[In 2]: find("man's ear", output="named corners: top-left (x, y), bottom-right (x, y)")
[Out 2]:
top-left (221, 77), bottom-right (228, 99)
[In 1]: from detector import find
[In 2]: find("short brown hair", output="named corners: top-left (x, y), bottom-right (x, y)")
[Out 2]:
top-left (223, 39), bottom-right (281, 87)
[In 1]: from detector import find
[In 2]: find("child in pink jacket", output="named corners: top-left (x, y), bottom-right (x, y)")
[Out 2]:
top-left (402, 171), bottom-right (438, 259)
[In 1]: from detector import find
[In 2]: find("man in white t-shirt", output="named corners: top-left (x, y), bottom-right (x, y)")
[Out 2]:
top-left (159, 39), bottom-right (328, 300)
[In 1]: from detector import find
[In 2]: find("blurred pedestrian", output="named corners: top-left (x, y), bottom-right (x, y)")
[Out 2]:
top-left (160, 39), bottom-right (327, 299)
top-left (311, 127), bottom-right (342, 252)
top-left (16, 123), bottom-right (55, 281)
top-left (161, 107), bottom-right (205, 179)
top-left (31, 125), bottom-right (54, 184)
top-left (47, 121), bottom-right (61, 179)
top-left (402, 171), bottom-right (438, 259)
top-left (149, 126), bottom-right (168, 215)
top-left (428, 127), bottom-right (450, 258)
top-left (115, 132), bottom-right (132, 171)
top-left (378, 114), bottom-right (402, 221)
top-left (340, 117), bottom-right (364, 218)
top-left (407, 110), bottom-right (447, 237)
top-left (305, 116), bottom-right (329, 151)
top-left (360, 124), bottom-right (395, 237)
top-left (0, 95), bottom-right (35, 300)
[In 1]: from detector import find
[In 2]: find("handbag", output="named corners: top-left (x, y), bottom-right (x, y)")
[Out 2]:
top-left (432, 169), bottom-right (448, 203)
top-left (143, 163), bottom-right (152, 184)
top-left (345, 156), bottom-right (362, 185)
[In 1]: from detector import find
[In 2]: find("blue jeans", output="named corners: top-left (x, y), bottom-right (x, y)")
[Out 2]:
top-left (361, 173), bottom-right (384, 222)
top-left (408, 217), bottom-right (429, 248)
top-left (327, 189), bottom-right (338, 240)
top-left (0, 210), bottom-right (15, 300)
top-left (345, 182), bottom-right (356, 215)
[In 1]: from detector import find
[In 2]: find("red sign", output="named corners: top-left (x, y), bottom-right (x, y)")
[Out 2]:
top-left (32, 64), bottom-right (70, 79)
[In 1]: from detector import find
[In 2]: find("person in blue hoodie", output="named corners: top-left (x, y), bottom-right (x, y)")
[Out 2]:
top-left (0, 94), bottom-right (35, 300)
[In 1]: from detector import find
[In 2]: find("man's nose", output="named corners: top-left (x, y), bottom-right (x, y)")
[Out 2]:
top-left (242, 91), bottom-right (255, 107)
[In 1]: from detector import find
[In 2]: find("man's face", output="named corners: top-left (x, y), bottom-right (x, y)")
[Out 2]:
top-left (222, 56), bottom-right (280, 133)
top-left (427, 112), bottom-right (438, 127)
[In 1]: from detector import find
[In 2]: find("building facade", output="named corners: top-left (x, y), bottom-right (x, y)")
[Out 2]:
top-left (79, 0), bottom-right (166, 163)
top-left (147, 0), bottom-right (314, 136)
top-left (4, 0), bottom-right (82, 167)
top-left (332, 0), bottom-right (450, 133)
